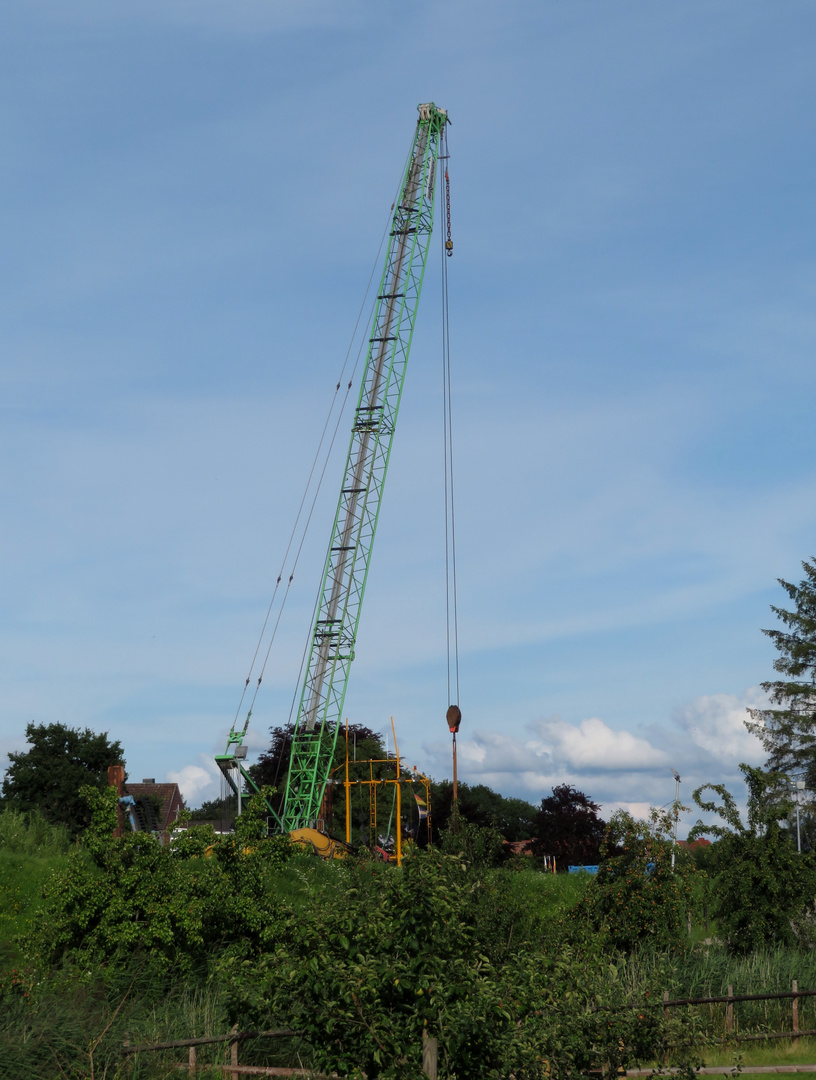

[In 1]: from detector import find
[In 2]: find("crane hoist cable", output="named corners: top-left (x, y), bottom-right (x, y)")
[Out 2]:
top-left (226, 145), bottom-right (413, 740)
top-left (440, 123), bottom-right (460, 711)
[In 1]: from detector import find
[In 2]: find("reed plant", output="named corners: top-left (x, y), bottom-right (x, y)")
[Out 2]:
top-left (611, 944), bottom-right (816, 1038)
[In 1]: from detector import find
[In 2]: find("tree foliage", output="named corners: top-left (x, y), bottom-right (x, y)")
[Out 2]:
top-left (574, 808), bottom-right (692, 952)
top-left (429, 781), bottom-right (537, 843)
top-left (1, 722), bottom-right (125, 837)
top-left (28, 785), bottom-right (292, 972)
top-left (746, 558), bottom-right (816, 780)
top-left (689, 764), bottom-right (816, 952)
top-left (8, 791), bottom-right (709, 1079)
top-left (219, 848), bottom-right (692, 1080)
top-left (532, 784), bottom-right (606, 867)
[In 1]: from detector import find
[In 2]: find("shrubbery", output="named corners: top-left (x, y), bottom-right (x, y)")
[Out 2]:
top-left (7, 776), bottom-right (816, 1078)
top-left (690, 764), bottom-right (816, 952)
top-left (27, 785), bottom-right (292, 973)
top-left (573, 808), bottom-right (694, 953)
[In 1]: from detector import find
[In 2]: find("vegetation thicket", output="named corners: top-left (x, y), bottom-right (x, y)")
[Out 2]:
top-left (4, 764), bottom-right (816, 1080)
top-left (689, 764), bottom-right (816, 952)
top-left (5, 560), bottom-right (816, 1076)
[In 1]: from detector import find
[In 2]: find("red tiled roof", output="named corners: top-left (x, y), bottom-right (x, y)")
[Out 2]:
top-left (124, 782), bottom-right (184, 832)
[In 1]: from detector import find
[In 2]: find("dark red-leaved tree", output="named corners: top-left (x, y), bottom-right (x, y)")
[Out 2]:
top-left (531, 784), bottom-right (606, 868)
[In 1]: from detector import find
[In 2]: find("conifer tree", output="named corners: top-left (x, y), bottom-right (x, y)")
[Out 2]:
top-left (746, 557), bottom-right (816, 781)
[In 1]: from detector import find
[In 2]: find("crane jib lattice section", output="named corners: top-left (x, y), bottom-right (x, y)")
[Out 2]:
top-left (281, 104), bottom-right (448, 831)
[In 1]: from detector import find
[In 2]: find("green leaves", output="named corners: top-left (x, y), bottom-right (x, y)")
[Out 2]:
top-left (690, 765), bottom-right (816, 952)
top-left (573, 809), bottom-right (694, 953)
top-left (1, 722), bottom-right (125, 838)
top-left (746, 557), bottom-right (816, 779)
top-left (27, 787), bottom-right (292, 972)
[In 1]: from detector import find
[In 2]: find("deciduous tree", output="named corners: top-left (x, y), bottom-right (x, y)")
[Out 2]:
top-left (532, 783), bottom-right (606, 867)
top-left (689, 764), bottom-right (816, 952)
top-left (2, 722), bottom-right (124, 837)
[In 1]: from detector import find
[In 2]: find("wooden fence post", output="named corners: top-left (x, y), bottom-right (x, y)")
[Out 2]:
top-left (230, 1023), bottom-right (239, 1076)
top-left (726, 985), bottom-right (734, 1036)
top-left (663, 990), bottom-right (669, 1023)
top-left (423, 1028), bottom-right (438, 1080)
top-left (793, 980), bottom-right (799, 1046)
top-left (188, 1044), bottom-right (196, 1075)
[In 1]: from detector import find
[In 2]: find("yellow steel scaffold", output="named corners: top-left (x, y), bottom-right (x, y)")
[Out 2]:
top-left (335, 718), bottom-right (432, 865)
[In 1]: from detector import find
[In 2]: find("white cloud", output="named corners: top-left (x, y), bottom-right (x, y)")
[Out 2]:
top-left (423, 715), bottom-right (667, 801)
top-left (604, 801), bottom-right (654, 820)
top-left (529, 716), bottom-right (668, 771)
top-left (167, 755), bottom-right (222, 806)
top-left (418, 690), bottom-right (770, 831)
top-left (674, 688), bottom-right (767, 763)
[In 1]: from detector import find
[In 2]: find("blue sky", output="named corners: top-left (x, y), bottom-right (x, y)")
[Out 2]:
top-left (2, 1), bottom-right (816, 835)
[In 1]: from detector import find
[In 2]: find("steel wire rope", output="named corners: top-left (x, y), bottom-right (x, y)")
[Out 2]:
top-left (440, 132), bottom-right (460, 708)
top-left (264, 147), bottom-right (417, 794)
top-left (229, 151), bottom-right (412, 733)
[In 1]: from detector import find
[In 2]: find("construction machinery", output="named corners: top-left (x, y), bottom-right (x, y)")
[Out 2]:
top-left (215, 103), bottom-right (451, 842)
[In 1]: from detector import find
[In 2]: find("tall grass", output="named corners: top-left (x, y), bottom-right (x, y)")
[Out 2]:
top-left (614, 945), bottom-right (816, 1037)
top-left (0, 966), bottom-right (315, 1079)
top-left (0, 811), bottom-right (76, 969)
top-left (0, 808), bottom-right (71, 855)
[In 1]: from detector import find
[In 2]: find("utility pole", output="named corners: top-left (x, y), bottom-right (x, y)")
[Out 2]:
top-left (795, 780), bottom-right (805, 853)
top-left (671, 771), bottom-right (681, 871)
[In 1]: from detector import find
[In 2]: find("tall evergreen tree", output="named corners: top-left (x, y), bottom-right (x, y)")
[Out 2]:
top-left (746, 557), bottom-right (816, 781)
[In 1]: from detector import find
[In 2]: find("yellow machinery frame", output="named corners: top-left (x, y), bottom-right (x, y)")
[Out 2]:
top-left (336, 718), bottom-right (432, 865)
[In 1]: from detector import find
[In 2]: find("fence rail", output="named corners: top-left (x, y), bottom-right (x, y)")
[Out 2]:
top-left (122, 1030), bottom-right (298, 1055)
top-left (606, 981), bottom-right (815, 1045)
top-left (122, 1026), bottom-right (438, 1078)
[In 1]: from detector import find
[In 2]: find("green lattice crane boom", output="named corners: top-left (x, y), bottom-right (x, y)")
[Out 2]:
top-left (216, 103), bottom-right (449, 832)
top-left (282, 102), bottom-right (449, 831)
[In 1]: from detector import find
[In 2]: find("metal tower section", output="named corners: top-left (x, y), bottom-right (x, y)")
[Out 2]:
top-left (281, 102), bottom-right (449, 831)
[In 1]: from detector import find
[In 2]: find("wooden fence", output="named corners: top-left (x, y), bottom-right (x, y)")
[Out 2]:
top-left (122, 1026), bottom-right (439, 1078)
top-left (122, 987), bottom-right (816, 1077)
top-left (655, 981), bottom-right (815, 1042)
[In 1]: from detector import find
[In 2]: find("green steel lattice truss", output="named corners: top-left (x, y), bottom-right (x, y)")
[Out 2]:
top-left (278, 103), bottom-right (449, 830)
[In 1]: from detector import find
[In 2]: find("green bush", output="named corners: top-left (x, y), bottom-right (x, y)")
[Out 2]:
top-left (691, 765), bottom-right (816, 952)
top-left (26, 785), bottom-right (292, 972)
top-left (572, 809), bottom-right (693, 952)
